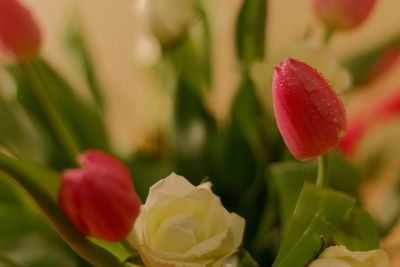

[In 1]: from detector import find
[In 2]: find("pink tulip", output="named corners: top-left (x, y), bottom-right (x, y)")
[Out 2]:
top-left (314, 0), bottom-right (376, 31)
top-left (272, 58), bottom-right (347, 160)
top-left (59, 150), bottom-right (141, 242)
top-left (0, 0), bottom-right (41, 61)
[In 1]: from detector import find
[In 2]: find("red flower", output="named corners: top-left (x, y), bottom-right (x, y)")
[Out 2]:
top-left (272, 58), bottom-right (347, 160)
top-left (0, 0), bottom-right (41, 61)
top-left (314, 0), bottom-right (376, 31)
top-left (59, 150), bottom-right (141, 242)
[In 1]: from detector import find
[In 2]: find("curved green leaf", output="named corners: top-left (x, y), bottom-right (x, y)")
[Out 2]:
top-left (64, 15), bottom-right (104, 109)
top-left (272, 184), bottom-right (355, 267)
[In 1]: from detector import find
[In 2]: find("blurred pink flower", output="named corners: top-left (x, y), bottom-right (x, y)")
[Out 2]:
top-left (314, 0), bottom-right (376, 31)
top-left (366, 47), bottom-right (400, 84)
top-left (340, 90), bottom-right (400, 158)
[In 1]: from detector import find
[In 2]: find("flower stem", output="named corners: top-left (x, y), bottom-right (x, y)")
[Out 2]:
top-left (316, 154), bottom-right (328, 187)
top-left (121, 239), bottom-right (145, 266)
top-left (19, 61), bottom-right (80, 162)
top-left (121, 239), bottom-right (137, 255)
top-left (323, 29), bottom-right (334, 44)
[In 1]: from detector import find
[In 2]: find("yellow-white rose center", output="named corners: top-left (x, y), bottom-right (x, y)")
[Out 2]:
top-left (154, 214), bottom-right (200, 253)
top-left (146, 189), bottom-right (229, 255)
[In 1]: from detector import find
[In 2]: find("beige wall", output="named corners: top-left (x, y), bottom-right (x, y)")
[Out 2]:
top-left (21, 0), bottom-right (400, 154)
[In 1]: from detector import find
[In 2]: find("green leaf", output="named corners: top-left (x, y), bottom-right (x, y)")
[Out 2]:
top-left (127, 153), bottom-right (174, 200)
top-left (180, 9), bottom-right (212, 91)
top-left (223, 248), bottom-right (259, 267)
top-left (235, 0), bottom-right (267, 68)
top-left (333, 207), bottom-right (380, 251)
top-left (271, 161), bottom-right (317, 235)
top-left (90, 238), bottom-right (130, 262)
top-left (166, 10), bottom-right (212, 94)
top-left (271, 183), bottom-right (355, 267)
top-left (344, 32), bottom-right (400, 86)
top-left (122, 253), bottom-right (144, 267)
top-left (271, 152), bottom-right (360, 235)
top-left (250, 171), bottom-right (280, 264)
top-left (327, 150), bottom-right (360, 198)
top-left (0, 154), bottom-right (59, 200)
top-left (7, 58), bottom-right (109, 169)
top-left (0, 93), bottom-right (45, 160)
top-left (0, 253), bottom-right (21, 267)
top-left (28, 59), bottom-right (109, 151)
top-left (0, 203), bottom-right (79, 267)
top-left (230, 77), bottom-right (277, 164)
top-left (172, 77), bottom-right (217, 183)
top-left (0, 152), bottom-right (121, 267)
top-left (64, 14), bottom-right (104, 109)
top-left (237, 248), bottom-right (259, 267)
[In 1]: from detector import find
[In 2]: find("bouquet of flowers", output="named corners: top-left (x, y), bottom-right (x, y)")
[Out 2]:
top-left (0, 0), bottom-right (399, 266)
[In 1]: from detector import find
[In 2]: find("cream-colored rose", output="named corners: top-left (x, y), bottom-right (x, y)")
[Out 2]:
top-left (308, 245), bottom-right (392, 267)
top-left (250, 41), bottom-right (351, 114)
top-left (128, 173), bottom-right (245, 267)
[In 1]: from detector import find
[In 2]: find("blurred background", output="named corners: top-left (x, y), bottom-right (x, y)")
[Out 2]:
top-left (5, 0), bottom-right (400, 265)
top-left (22, 0), bottom-right (400, 153)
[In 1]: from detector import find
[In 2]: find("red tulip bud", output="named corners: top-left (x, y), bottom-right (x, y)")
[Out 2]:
top-left (314, 0), bottom-right (376, 31)
top-left (59, 150), bottom-right (141, 242)
top-left (272, 58), bottom-right (347, 160)
top-left (0, 0), bottom-right (41, 61)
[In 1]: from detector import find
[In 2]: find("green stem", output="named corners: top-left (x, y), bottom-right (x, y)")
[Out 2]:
top-left (316, 154), bottom-right (328, 187)
top-left (0, 153), bottom-right (121, 267)
top-left (121, 239), bottom-right (137, 255)
top-left (323, 29), bottom-right (334, 45)
top-left (19, 61), bottom-right (80, 161)
top-left (121, 239), bottom-right (145, 266)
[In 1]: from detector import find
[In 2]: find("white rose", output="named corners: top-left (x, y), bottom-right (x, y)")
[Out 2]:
top-left (128, 173), bottom-right (245, 267)
top-left (308, 245), bottom-right (392, 267)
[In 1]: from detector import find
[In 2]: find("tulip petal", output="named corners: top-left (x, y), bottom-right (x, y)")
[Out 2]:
top-left (59, 169), bottom-right (89, 235)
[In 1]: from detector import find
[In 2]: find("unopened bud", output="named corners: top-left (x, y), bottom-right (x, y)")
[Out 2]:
top-left (273, 58), bottom-right (347, 160)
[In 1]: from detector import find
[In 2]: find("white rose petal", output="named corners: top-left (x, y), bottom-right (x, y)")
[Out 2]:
top-left (128, 173), bottom-right (245, 267)
top-left (308, 245), bottom-right (392, 267)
